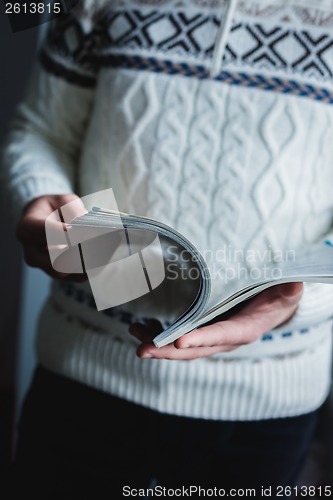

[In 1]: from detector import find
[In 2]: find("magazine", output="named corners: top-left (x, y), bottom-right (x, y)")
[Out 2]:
top-left (67, 207), bottom-right (333, 348)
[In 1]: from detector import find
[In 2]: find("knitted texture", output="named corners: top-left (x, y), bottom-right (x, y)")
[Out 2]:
top-left (2, 0), bottom-right (333, 420)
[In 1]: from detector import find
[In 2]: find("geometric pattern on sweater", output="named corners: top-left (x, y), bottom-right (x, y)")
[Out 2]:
top-left (56, 281), bottom-right (172, 327)
top-left (100, 12), bottom-right (333, 82)
top-left (100, 10), bottom-right (220, 59)
top-left (40, 4), bottom-right (333, 102)
top-left (237, 3), bottom-right (333, 28)
top-left (97, 1), bottom-right (333, 27)
top-left (56, 281), bottom-right (311, 343)
top-left (40, 11), bottom-right (99, 85)
top-left (111, 0), bottom-right (228, 8)
top-left (91, 54), bottom-right (333, 104)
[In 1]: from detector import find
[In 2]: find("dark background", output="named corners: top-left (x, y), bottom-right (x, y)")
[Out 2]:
top-left (0, 2), bottom-right (38, 473)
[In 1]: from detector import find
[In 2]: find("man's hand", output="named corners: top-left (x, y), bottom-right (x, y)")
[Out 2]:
top-left (16, 194), bottom-right (87, 281)
top-left (129, 282), bottom-right (304, 360)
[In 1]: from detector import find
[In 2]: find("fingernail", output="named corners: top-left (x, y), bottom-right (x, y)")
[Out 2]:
top-left (140, 352), bottom-right (153, 359)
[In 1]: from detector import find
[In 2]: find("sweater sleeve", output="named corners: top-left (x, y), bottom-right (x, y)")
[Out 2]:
top-left (0, 1), bottom-right (99, 223)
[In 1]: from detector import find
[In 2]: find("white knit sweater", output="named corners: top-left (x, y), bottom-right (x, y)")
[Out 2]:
top-left (2, 0), bottom-right (333, 420)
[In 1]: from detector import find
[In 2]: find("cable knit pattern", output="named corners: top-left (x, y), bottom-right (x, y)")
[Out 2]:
top-left (1, 0), bottom-right (333, 420)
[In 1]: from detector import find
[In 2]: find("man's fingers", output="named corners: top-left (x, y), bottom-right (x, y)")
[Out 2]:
top-left (23, 193), bottom-right (81, 217)
top-left (17, 215), bottom-right (66, 246)
top-left (131, 282), bottom-right (305, 359)
top-left (129, 319), bottom-right (164, 342)
top-left (17, 193), bottom-right (84, 247)
top-left (129, 323), bottom-right (157, 343)
top-left (136, 342), bottom-right (237, 360)
top-left (17, 216), bottom-right (47, 245)
top-left (174, 321), bottom-right (251, 349)
top-left (131, 282), bottom-right (305, 360)
top-left (16, 194), bottom-right (91, 283)
top-left (23, 245), bottom-right (68, 276)
top-left (62, 273), bottom-right (89, 283)
top-left (23, 245), bottom-right (87, 282)
top-left (130, 322), bottom-right (244, 355)
top-left (146, 318), bottom-right (164, 334)
top-left (248, 282), bottom-right (303, 309)
top-left (237, 282), bottom-right (303, 331)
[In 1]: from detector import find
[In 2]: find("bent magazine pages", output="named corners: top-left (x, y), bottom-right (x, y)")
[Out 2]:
top-left (62, 207), bottom-right (333, 348)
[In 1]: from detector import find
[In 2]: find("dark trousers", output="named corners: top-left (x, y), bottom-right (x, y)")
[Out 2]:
top-left (10, 366), bottom-right (319, 499)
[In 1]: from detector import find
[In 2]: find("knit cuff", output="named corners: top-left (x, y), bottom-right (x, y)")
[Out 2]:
top-left (7, 174), bottom-right (74, 225)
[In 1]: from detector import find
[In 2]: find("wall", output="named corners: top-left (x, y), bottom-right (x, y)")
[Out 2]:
top-left (0, 5), bottom-right (50, 468)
